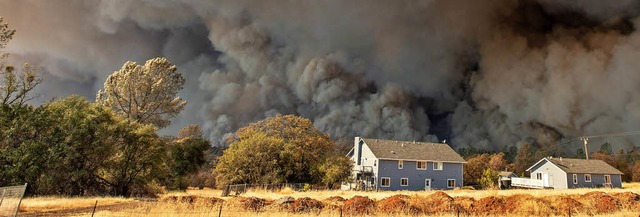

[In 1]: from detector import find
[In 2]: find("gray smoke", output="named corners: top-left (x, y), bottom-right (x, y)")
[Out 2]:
top-left (2, 0), bottom-right (640, 151)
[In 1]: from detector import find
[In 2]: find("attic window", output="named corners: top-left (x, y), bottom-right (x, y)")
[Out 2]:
top-left (398, 160), bottom-right (404, 169)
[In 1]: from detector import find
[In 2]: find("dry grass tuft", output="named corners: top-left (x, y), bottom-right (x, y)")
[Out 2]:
top-left (290, 197), bottom-right (324, 213)
top-left (377, 194), bottom-right (414, 214)
top-left (343, 195), bottom-right (375, 215)
top-left (472, 196), bottom-right (506, 215)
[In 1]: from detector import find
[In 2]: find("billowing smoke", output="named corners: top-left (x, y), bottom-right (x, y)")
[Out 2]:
top-left (2, 0), bottom-right (640, 151)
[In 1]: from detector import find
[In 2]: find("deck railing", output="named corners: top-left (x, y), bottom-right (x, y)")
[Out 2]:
top-left (511, 177), bottom-right (545, 189)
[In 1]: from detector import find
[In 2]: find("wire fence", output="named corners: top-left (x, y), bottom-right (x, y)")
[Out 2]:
top-left (221, 183), bottom-right (323, 196)
top-left (0, 183), bottom-right (27, 217)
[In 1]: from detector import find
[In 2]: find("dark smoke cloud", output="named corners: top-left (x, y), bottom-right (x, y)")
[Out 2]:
top-left (2, 0), bottom-right (640, 151)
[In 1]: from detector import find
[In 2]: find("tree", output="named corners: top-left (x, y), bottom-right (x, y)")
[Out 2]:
top-left (599, 142), bottom-right (613, 155)
top-left (632, 161), bottom-right (640, 182)
top-left (0, 17), bottom-right (16, 56)
top-left (488, 152), bottom-right (508, 172)
top-left (97, 57), bottom-right (187, 128)
top-left (514, 144), bottom-right (535, 176)
top-left (166, 125), bottom-right (210, 190)
top-left (0, 18), bottom-right (42, 106)
top-left (214, 114), bottom-right (340, 187)
top-left (464, 154), bottom-right (490, 186)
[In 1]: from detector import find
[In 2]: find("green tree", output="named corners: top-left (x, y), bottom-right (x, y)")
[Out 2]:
top-left (478, 168), bottom-right (498, 189)
top-left (599, 142), bottom-right (613, 155)
top-left (214, 114), bottom-right (340, 187)
top-left (99, 122), bottom-right (166, 196)
top-left (318, 156), bottom-right (352, 188)
top-left (0, 104), bottom-right (53, 193)
top-left (42, 96), bottom-right (120, 195)
top-left (166, 125), bottom-right (210, 190)
top-left (97, 57), bottom-right (187, 128)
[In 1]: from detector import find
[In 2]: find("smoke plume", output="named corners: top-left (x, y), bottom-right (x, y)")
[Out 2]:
top-left (2, 0), bottom-right (640, 151)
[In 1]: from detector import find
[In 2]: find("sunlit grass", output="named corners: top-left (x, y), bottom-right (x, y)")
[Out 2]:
top-left (19, 196), bottom-right (133, 212)
top-left (17, 182), bottom-right (640, 216)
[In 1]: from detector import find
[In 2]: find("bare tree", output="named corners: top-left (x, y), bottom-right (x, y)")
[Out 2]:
top-left (97, 57), bottom-right (187, 128)
top-left (0, 17), bottom-right (42, 106)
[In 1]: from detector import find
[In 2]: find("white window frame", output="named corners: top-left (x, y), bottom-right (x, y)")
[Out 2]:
top-left (536, 173), bottom-right (542, 180)
top-left (417, 161), bottom-right (427, 170)
top-left (584, 174), bottom-right (591, 182)
top-left (381, 177), bottom-right (391, 187)
top-left (398, 160), bottom-right (403, 169)
top-left (433, 161), bottom-right (443, 170)
top-left (447, 179), bottom-right (455, 188)
top-left (400, 178), bottom-right (409, 186)
top-left (573, 174), bottom-right (578, 184)
top-left (604, 175), bottom-right (611, 184)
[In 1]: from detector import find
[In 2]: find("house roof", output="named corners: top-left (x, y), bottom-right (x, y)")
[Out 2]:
top-left (530, 157), bottom-right (623, 175)
top-left (361, 138), bottom-right (465, 163)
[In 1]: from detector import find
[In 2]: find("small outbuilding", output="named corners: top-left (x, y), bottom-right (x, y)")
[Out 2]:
top-left (511, 157), bottom-right (623, 189)
top-left (497, 172), bottom-right (517, 189)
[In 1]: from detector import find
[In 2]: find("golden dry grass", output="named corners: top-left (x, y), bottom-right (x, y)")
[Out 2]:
top-left (17, 182), bottom-right (640, 216)
top-left (18, 196), bottom-right (133, 212)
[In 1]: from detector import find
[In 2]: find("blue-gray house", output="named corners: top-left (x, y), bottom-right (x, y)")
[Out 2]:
top-left (346, 137), bottom-right (465, 191)
top-left (512, 157), bottom-right (623, 189)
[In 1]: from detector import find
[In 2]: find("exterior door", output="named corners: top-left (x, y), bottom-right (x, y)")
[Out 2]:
top-left (542, 173), bottom-right (550, 187)
top-left (424, 179), bottom-right (431, 191)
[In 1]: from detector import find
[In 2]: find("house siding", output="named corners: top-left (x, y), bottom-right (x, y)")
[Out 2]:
top-left (377, 159), bottom-right (463, 190)
top-left (352, 139), bottom-right (379, 184)
top-left (529, 160), bottom-right (567, 189)
top-left (566, 173), bottom-right (622, 188)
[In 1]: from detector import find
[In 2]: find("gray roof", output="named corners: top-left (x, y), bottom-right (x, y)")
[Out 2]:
top-left (544, 158), bottom-right (623, 175)
top-left (361, 138), bottom-right (465, 162)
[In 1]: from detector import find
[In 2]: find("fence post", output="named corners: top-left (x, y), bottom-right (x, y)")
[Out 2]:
top-left (13, 183), bottom-right (28, 217)
top-left (218, 200), bottom-right (224, 217)
top-left (90, 200), bottom-right (98, 217)
top-left (0, 189), bottom-right (6, 207)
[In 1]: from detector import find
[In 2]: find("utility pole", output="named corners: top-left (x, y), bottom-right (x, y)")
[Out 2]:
top-left (582, 137), bottom-right (589, 160)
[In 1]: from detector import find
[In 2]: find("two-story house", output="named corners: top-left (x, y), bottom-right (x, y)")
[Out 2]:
top-left (347, 137), bottom-right (465, 190)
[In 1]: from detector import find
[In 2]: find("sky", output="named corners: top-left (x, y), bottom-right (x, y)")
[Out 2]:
top-left (2, 0), bottom-right (640, 151)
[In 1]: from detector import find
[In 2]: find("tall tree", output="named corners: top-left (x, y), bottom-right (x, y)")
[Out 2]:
top-left (97, 57), bottom-right (187, 128)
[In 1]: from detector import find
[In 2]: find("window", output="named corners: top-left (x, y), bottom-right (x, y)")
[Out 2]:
top-left (398, 160), bottom-right (403, 169)
top-left (381, 177), bottom-right (391, 187)
top-left (433, 162), bottom-right (443, 170)
top-left (604, 175), bottom-right (611, 184)
top-left (536, 173), bottom-right (542, 180)
top-left (585, 174), bottom-right (591, 182)
top-left (401, 178), bottom-right (408, 186)
top-left (573, 174), bottom-right (578, 184)
top-left (447, 179), bottom-right (456, 188)
top-left (417, 161), bottom-right (427, 170)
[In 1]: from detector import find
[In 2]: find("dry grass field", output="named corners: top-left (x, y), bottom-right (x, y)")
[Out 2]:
top-left (15, 183), bottom-right (640, 216)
